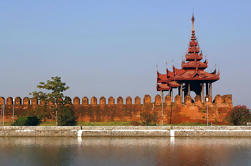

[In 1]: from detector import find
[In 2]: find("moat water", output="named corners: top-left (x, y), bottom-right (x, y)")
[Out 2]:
top-left (0, 137), bottom-right (250, 166)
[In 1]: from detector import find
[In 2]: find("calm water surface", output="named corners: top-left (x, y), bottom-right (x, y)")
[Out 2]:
top-left (0, 137), bottom-right (250, 166)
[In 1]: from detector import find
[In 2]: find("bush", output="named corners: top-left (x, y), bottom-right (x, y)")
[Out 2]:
top-left (13, 116), bottom-right (41, 126)
top-left (140, 111), bottom-right (157, 126)
top-left (57, 106), bottom-right (76, 126)
top-left (228, 105), bottom-right (250, 125)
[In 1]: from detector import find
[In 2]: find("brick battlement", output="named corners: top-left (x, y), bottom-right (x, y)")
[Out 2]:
top-left (0, 94), bottom-right (233, 124)
top-left (0, 94), bottom-right (232, 106)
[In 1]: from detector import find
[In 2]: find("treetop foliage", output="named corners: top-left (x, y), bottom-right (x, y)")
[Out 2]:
top-left (30, 76), bottom-right (69, 104)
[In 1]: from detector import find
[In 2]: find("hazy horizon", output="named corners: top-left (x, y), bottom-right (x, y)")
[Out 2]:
top-left (0, 0), bottom-right (250, 107)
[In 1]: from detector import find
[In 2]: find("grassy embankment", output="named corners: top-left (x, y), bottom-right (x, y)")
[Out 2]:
top-left (0, 121), bottom-right (212, 126)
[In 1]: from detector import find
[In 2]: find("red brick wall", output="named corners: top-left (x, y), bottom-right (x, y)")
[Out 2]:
top-left (0, 94), bottom-right (233, 124)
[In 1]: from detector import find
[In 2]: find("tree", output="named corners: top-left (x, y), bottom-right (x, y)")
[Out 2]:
top-left (30, 76), bottom-right (70, 125)
top-left (30, 76), bottom-right (69, 103)
top-left (228, 105), bottom-right (250, 125)
top-left (57, 106), bottom-right (76, 126)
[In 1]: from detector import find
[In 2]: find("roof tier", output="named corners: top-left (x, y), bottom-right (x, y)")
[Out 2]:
top-left (157, 84), bottom-right (170, 91)
top-left (182, 60), bottom-right (208, 70)
top-left (185, 20), bottom-right (203, 62)
top-left (157, 69), bottom-right (219, 82)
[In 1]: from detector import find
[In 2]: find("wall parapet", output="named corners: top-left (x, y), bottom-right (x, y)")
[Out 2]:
top-left (0, 94), bottom-right (232, 106)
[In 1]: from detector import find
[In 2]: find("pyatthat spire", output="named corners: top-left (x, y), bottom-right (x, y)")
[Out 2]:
top-left (192, 14), bottom-right (195, 31)
top-left (157, 14), bottom-right (220, 93)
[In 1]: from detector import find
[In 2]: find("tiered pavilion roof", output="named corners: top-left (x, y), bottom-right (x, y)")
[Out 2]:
top-left (157, 15), bottom-right (219, 102)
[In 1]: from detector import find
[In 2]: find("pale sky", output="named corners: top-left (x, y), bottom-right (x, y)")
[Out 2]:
top-left (0, 0), bottom-right (250, 107)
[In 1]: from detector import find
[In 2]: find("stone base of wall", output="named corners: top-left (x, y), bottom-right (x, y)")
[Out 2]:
top-left (0, 126), bottom-right (250, 137)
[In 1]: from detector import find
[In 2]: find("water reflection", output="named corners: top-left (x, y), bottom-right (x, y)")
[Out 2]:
top-left (0, 137), bottom-right (250, 166)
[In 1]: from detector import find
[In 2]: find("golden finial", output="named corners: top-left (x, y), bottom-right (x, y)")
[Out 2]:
top-left (192, 13), bottom-right (195, 31)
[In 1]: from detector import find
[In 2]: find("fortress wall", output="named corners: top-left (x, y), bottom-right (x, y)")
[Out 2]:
top-left (0, 94), bottom-right (233, 124)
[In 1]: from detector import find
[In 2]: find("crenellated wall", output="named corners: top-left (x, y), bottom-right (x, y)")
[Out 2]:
top-left (0, 94), bottom-right (233, 124)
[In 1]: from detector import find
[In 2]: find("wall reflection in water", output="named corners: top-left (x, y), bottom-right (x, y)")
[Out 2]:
top-left (0, 137), bottom-right (250, 166)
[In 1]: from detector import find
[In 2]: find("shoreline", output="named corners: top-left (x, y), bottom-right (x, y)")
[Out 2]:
top-left (0, 126), bottom-right (250, 137)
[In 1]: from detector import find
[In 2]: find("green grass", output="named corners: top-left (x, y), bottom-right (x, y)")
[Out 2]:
top-left (39, 121), bottom-right (57, 126)
top-left (0, 121), bottom-right (133, 126)
top-left (163, 122), bottom-right (209, 126)
top-left (0, 122), bottom-right (12, 126)
top-left (0, 121), bottom-right (56, 126)
top-left (77, 121), bottom-right (133, 126)
top-left (40, 121), bottom-right (134, 126)
top-left (0, 121), bottom-right (221, 126)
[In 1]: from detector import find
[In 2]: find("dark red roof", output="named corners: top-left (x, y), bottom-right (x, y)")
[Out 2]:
top-left (157, 15), bottom-right (220, 91)
top-left (157, 84), bottom-right (170, 91)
